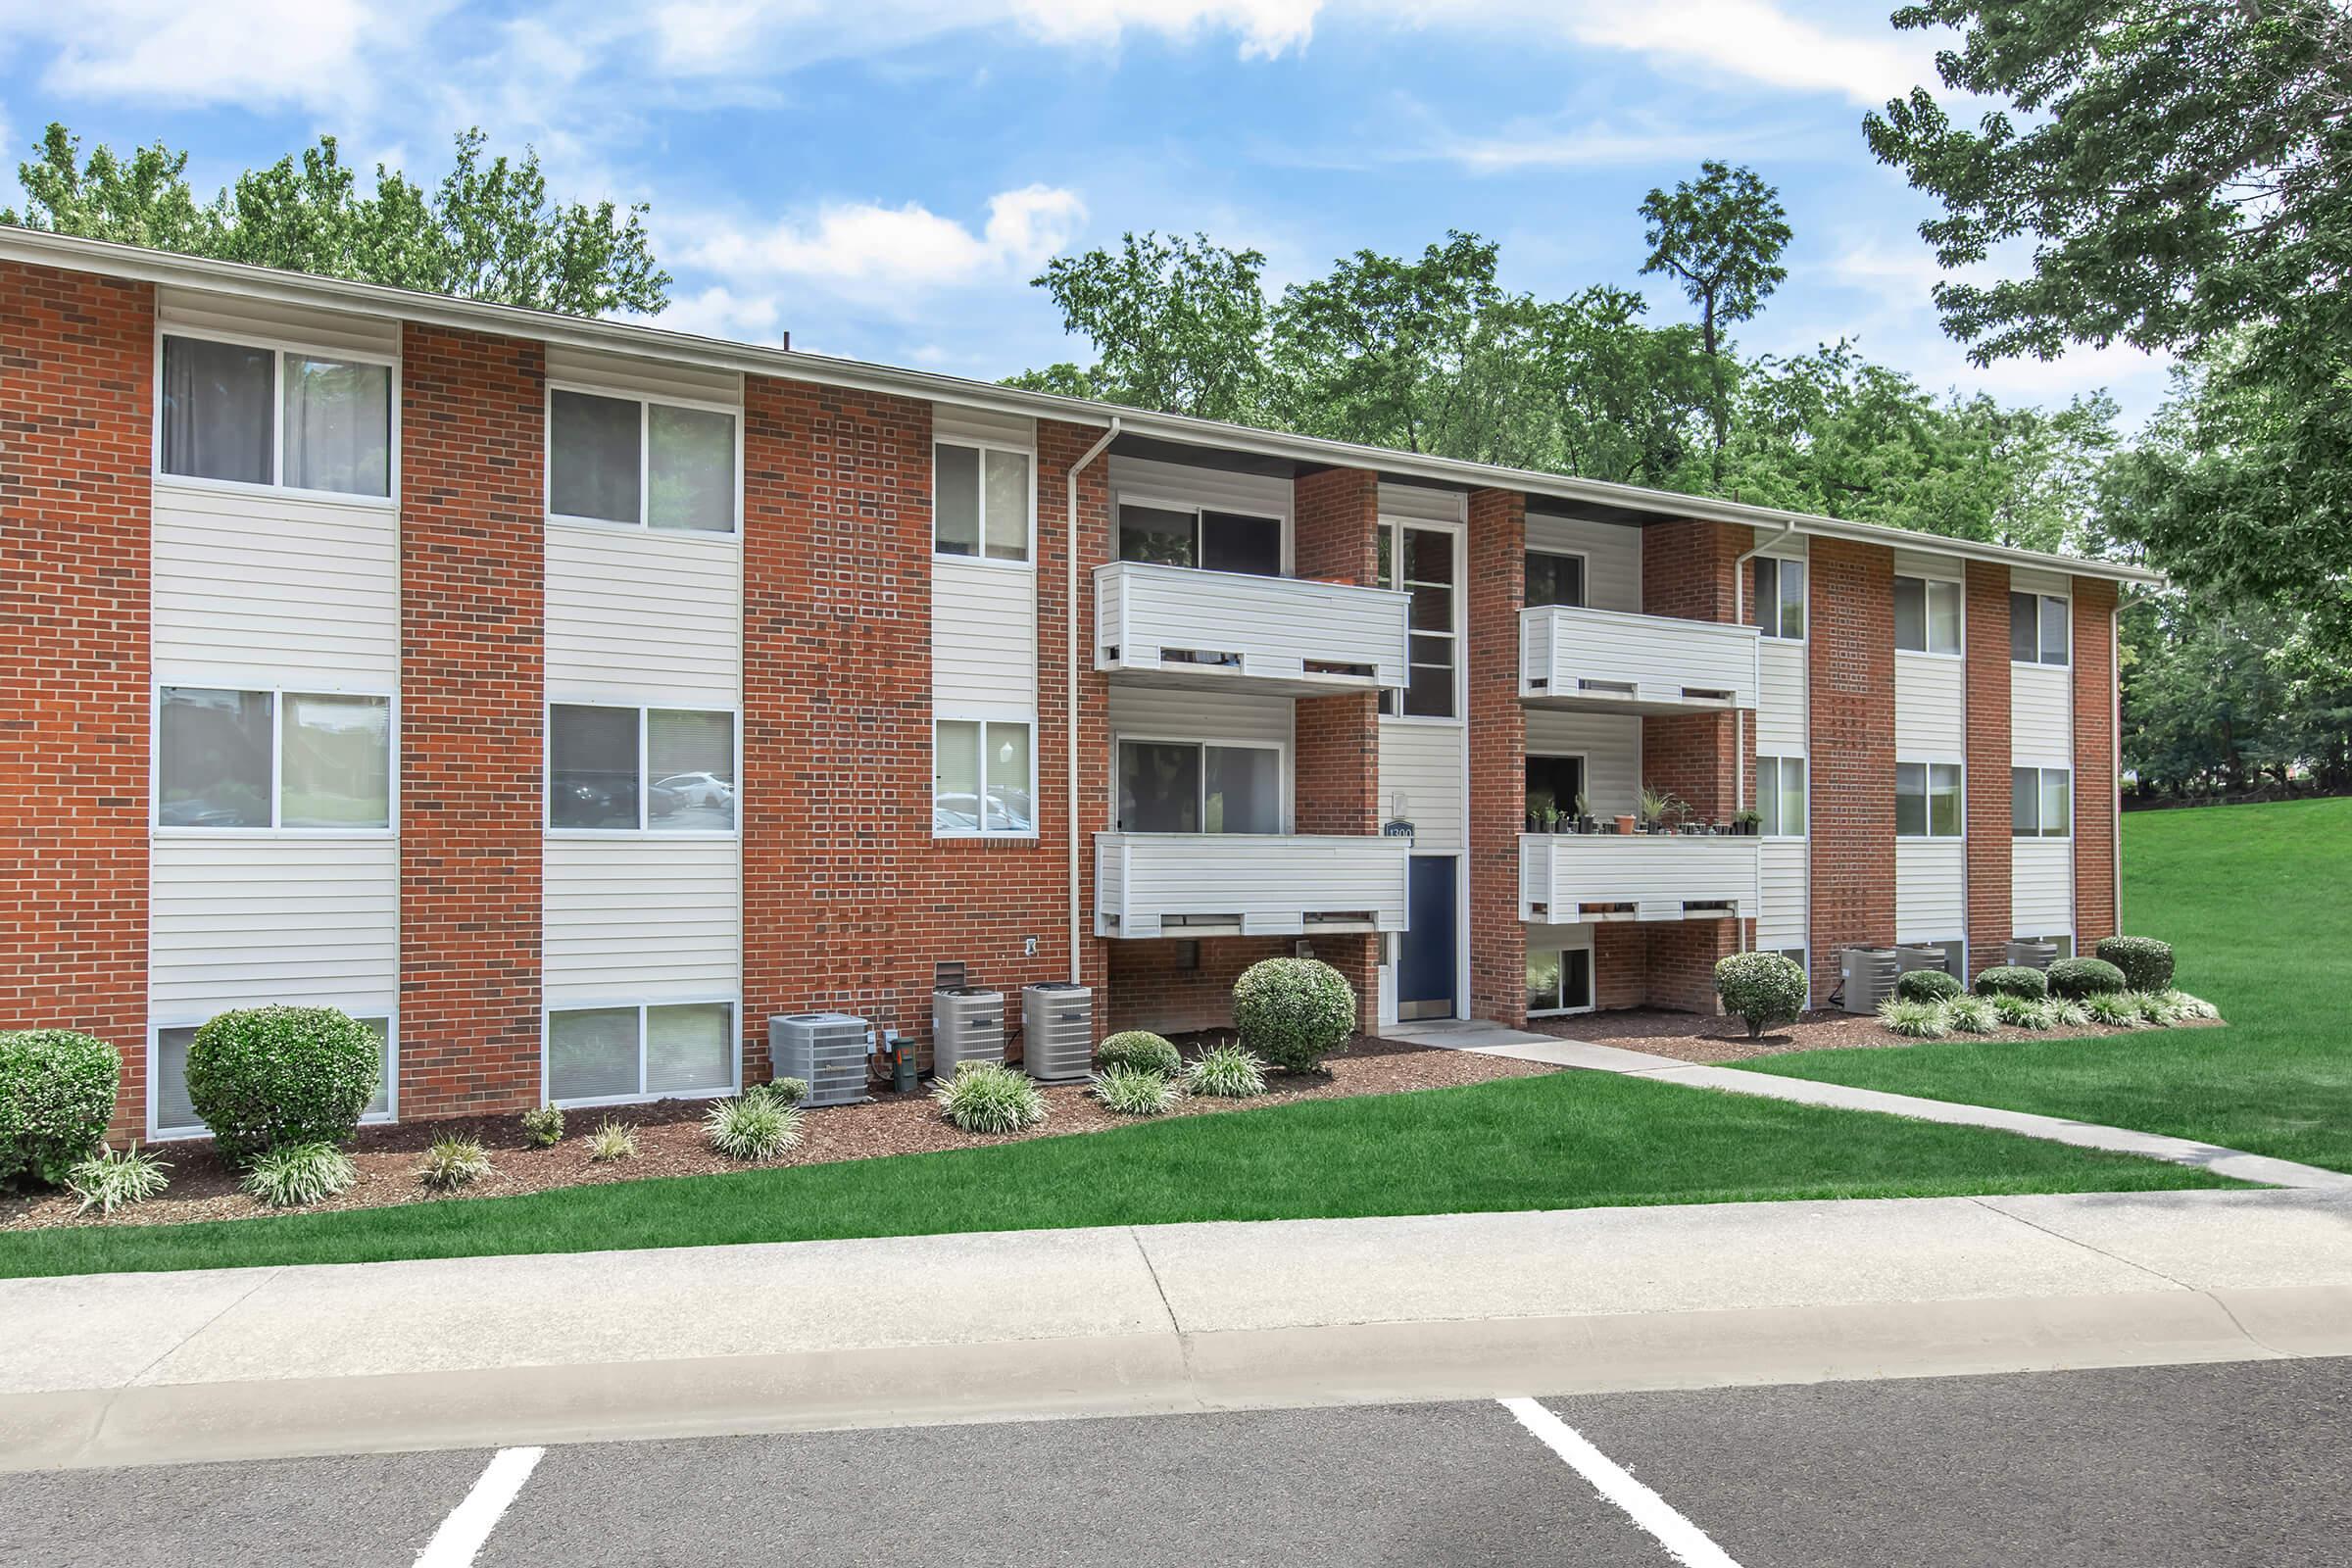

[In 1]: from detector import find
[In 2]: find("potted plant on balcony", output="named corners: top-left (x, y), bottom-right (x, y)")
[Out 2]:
top-left (1734, 808), bottom-right (1761, 837)
top-left (1638, 785), bottom-right (1683, 836)
top-left (1573, 792), bottom-right (1594, 834)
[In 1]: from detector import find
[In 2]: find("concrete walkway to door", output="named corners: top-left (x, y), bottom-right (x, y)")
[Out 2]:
top-left (1383, 1019), bottom-right (2352, 1193)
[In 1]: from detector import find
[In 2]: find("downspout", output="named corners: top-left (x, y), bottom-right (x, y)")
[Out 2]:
top-left (1731, 520), bottom-right (1799, 954)
top-left (1066, 417), bottom-right (1121, 983)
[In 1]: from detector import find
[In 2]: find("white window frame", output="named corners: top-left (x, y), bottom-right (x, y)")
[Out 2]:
top-left (2010, 590), bottom-right (2073, 667)
top-left (544, 380), bottom-right (744, 538)
top-left (1112, 490), bottom-right (1290, 577)
top-left (2012, 765), bottom-right (2074, 840)
top-left (1894, 573), bottom-right (1965, 658)
top-left (1523, 547), bottom-right (1590, 610)
top-left (1757, 755), bottom-right (1808, 839)
top-left (1525, 750), bottom-right (1589, 823)
top-left (545, 701), bottom-right (743, 839)
top-left (541, 998), bottom-right (742, 1110)
top-left (934, 714), bottom-right (1040, 840)
top-left (1753, 554), bottom-right (1807, 640)
top-left (1526, 938), bottom-right (1596, 1017)
top-left (1112, 732), bottom-right (1291, 836)
top-left (152, 328), bottom-right (402, 508)
top-left (1896, 760), bottom-right (1967, 840)
top-left (152, 684), bottom-right (400, 838)
top-left (933, 437), bottom-right (1038, 568)
top-left (1377, 515), bottom-right (1465, 725)
top-left (148, 1011), bottom-right (399, 1141)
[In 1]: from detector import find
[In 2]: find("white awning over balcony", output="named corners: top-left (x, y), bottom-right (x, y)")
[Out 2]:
top-left (1521, 604), bottom-right (1760, 715)
top-left (1097, 561), bottom-right (1411, 698)
top-left (1097, 831), bottom-right (1411, 939)
top-left (1520, 832), bottom-right (1760, 923)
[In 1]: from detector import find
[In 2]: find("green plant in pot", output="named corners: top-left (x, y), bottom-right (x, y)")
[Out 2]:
top-left (1734, 808), bottom-right (1761, 836)
top-left (1638, 784), bottom-right (1682, 834)
top-left (1573, 792), bottom-right (1593, 833)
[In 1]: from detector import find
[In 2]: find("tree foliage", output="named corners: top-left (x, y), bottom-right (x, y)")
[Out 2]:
top-left (1024, 232), bottom-right (1268, 422)
top-left (1638, 161), bottom-right (1791, 476)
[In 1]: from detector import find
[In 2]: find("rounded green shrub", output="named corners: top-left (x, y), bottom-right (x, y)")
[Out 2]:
top-left (1973, 965), bottom-right (2049, 1001)
top-left (185, 1005), bottom-right (380, 1166)
top-left (1096, 1031), bottom-right (1182, 1078)
top-left (2047, 957), bottom-right (2128, 1001)
top-left (519, 1106), bottom-right (564, 1148)
top-left (1713, 952), bottom-right (1808, 1039)
top-left (2095, 936), bottom-right (2175, 993)
top-left (932, 1060), bottom-right (1048, 1134)
top-left (1232, 958), bottom-right (1356, 1073)
top-left (0, 1030), bottom-right (120, 1189)
top-left (1895, 968), bottom-right (1963, 1004)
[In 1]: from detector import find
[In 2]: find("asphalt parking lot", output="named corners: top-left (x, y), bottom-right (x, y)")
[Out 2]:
top-left (8, 1357), bottom-right (2350, 1567)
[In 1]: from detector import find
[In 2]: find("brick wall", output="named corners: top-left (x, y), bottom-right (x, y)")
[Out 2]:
top-left (397, 325), bottom-right (547, 1118)
top-left (1964, 562), bottom-right (2013, 975)
top-left (1640, 518), bottom-right (1746, 821)
top-left (1466, 487), bottom-right (1528, 1026)
top-left (1806, 536), bottom-right (1896, 1002)
top-left (2071, 575), bottom-right (2120, 947)
top-left (0, 263), bottom-right (153, 1136)
top-left (1107, 936), bottom-right (1294, 1036)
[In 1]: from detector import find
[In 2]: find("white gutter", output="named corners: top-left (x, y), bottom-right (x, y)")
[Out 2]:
top-left (1731, 520), bottom-right (1800, 951)
top-left (1065, 417), bottom-right (1121, 982)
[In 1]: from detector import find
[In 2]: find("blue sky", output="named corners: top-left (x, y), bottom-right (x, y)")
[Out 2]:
top-left (0, 0), bottom-right (2172, 422)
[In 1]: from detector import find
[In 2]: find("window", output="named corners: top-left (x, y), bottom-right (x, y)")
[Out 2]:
top-left (1894, 575), bottom-right (1963, 655)
top-left (1526, 948), bottom-right (1594, 1015)
top-left (1377, 523), bottom-right (1458, 718)
top-left (1525, 755), bottom-right (1586, 824)
top-left (935, 442), bottom-right (1032, 563)
top-left (547, 1002), bottom-right (736, 1105)
top-left (2012, 766), bottom-right (2073, 837)
top-left (158, 687), bottom-right (392, 830)
top-left (2010, 592), bottom-right (2071, 665)
top-left (550, 705), bottom-right (737, 832)
top-left (549, 388), bottom-right (737, 533)
top-left (1115, 501), bottom-right (1281, 576)
top-left (1753, 556), bottom-right (1805, 639)
top-left (1758, 756), bottom-right (1807, 837)
top-left (1896, 761), bottom-right (1964, 838)
top-left (1525, 551), bottom-right (1586, 610)
top-left (1117, 740), bottom-right (1280, 834)
top-left (155, 1016), bottom-right (393, 1136)
top-left (935, 718), bottom-right (1034, 835)
top-left (160, 335), bottom-right (392, 498)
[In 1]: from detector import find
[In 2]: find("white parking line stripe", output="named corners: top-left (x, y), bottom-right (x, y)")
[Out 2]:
top-left (1499, 1398), bottom-right (1742, 1568)
top-left (416, 1446), bottom-right (545, 1568)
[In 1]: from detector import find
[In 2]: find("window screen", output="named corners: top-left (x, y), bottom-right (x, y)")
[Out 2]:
top-left (551, 390), bottom-right (643, 523)
top-left (646, 1003), bottom-right (734, 1096)
top-left (548, 1007), bottom-right (641, 1102)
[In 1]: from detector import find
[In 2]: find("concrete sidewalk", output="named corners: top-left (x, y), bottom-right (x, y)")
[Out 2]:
top-left (7, 1188), bottom-right (2351, 1472)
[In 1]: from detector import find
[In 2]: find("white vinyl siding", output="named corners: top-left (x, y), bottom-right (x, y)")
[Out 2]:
top-left (1758, 839), bottom-right (1808, 951)
top-left (160, 286), bottom-right (400, 364)
top-left (1108, 685), bottom-right (1293, 751)
top-left (1524, 514), bottom-right (1641, 613)
top-left (544, 344), bottom-right (739, 408)
top-left (1894, 651), bottom-right (1966, 755)
top-left (1753, 535), bottom-right (1808, 751)
top-left (2012, 663), bottom-right (2073, 767)
top-left (2012, 838), bottom-right (2075, 937)
top-left (149, 838), bottom-right (399, 1013)
top-left (1378, 720), bottom-right (1463, 854)
top-left (1523, 710), bottom-right (1639, 817)
top-left (1895, 839), bottom-right (1968, 945)
top-left (1373, 482), bottom-right (1466, 525)
top-left (1107, 455), bottom-right (1295, 551)
top-left (935, 561), bottom-right (1038, 718)
top-left (542, 839), bottom-right (742, 1007)
top-left (152, 485), bottom-right (401, 687)
top-left (545, 523), bottom-right (742, 708)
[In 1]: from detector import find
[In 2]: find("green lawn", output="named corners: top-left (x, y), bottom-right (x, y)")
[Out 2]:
top-left (1739, 796), bottom-right (2352, 1172)
top-left (0, 1065), bottom-right (2232, 1279)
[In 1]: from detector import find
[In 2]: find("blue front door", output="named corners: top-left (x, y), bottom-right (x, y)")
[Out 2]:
top-left (1399, 856), bottom-right (1458, 1020)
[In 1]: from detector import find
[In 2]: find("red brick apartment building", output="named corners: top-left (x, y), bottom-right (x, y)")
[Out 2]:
top-left (0, 233), bottom-right (2144, 1139)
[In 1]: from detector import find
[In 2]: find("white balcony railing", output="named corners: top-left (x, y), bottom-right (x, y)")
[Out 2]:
top-left (1520, 604), bottom-right (1760, 714)
top-left (1097, 561), bottom-right (1411, 697)
top-left (1097, 831), bottom-right (1412, 940)
top-left (1519, 831), bottom-right (1760, 923)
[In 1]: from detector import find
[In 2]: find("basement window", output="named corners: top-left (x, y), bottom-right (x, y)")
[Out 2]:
top-left (160, 334), bottom-right (393, 499)
top-left (153, 1016), bottom-right (395, 1139)
top-left (546, 1002), bottom-right (737, 1106)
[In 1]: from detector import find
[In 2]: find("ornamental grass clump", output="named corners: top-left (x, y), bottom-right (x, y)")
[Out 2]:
top-left (932, 1061), bottom-right (1047, 1135)
top-left (1232, 958), bottom-right (1356, 1073)
top-left (704, 1095), bottom-right (804, 1160)
top-left (0, 1029), bottom-right (120, 1190)
top-left (1096, 1031), bottom-right (1183, 1079)
top-left (1878, 998), bottom-right (1950, 1039)
top-left (1895, 968), bottom-right (1964, 1004)
top-left (588, 1119), bottom-right (638, 1162)
top-left (1990, 993), bottom-right (2049, 1029)
top-left (2164, 991), bottom-right (2222, 1021)
top-left (2083, 991), bottom-right (2145, 1027)
top-left (1713, 952), bottom-right (1808, 1039)
top-left (242, 1142), bottom-right (358, 1207)
top-left (1944, 995), bottom-right (1998, 1035)
top-left (186, 1005), bottom-right (379, 1166)
top-left (2047, 957), bottom-right (2128, 1001)
top-left (1090, 1064), bottom-right (1180, 1116)
top-left (66, 1143), bottom-right (171, 1215)
top-left (1973, 965), bottom-right (2050, 1001)
top-left (1185, 1043), bottom-right (1269, 1099)
top-left (417, 1135), bottom-right (495, 1191)
top-left (2127, 990), bottom-right (2184, 1026)
top-left (2095, 936), bottom-right (2176, 993)
top-left (2043, 998), bottom-right (2091, 1029)
top-left (519, 1106), bottom-right (565, 1148)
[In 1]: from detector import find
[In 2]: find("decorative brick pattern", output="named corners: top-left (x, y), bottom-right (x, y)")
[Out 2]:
top-left (2071, 575), bottom-right (2120, 946)
top-left (1964, 562), bottom-right (2013, 975)
top-left (397, 325), bottom-right (547, 1118)
top-left (1806, 536), bottom-right (1896, 1002)
top-left (0, 264), bottom-right (153, 1136)
top-left (1466, 487), bottom-right (1529, 1027)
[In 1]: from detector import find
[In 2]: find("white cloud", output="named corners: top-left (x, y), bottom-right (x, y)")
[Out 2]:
top-left (1551, 0), bottom-right (1929, 107)
top-left (2, 0), bottom-right (427, 110)
top-left (1006, 0), bottom-right (1322, 58)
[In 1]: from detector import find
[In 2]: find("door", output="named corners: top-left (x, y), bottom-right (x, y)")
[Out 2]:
top-left (1398, 856), bottom-right (1458, 1021)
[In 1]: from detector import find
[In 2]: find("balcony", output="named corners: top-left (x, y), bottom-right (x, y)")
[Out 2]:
top-left (1519, 831), bottom-right (1760, 923)
top-left (1097, 561), bottom-right (1411, 698)
top-left (1520, 604), bottom-right (1760, 715)
top-left (1097, 831), bottom-right (1412, 940)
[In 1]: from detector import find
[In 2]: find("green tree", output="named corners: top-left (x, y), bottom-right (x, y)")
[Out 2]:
top-left (1865, 0), bottom-right (2352, 652)
top-left (5, 123), bottom-right (667, 316)
top-left (1021, 232), bottom-right (1268, 422)
top-left (1524, 287), bottom-right (1711, 487)
top-left (1638, 162), bottom-right (1791, 481)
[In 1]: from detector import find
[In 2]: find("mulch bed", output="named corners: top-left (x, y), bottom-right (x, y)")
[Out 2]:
top-left (1523, 1005), bottom-right (2226, 1064)
top-left (0, 1034), bottom-right (1557, 1235)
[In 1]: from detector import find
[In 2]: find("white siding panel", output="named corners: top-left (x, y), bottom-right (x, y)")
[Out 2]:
top-left (544, 839), bottom-right (741, 1005)
top-left (1758, 838), bottom-right (1808, 951)
top-left (2011, 567), bottom-right (2069, 598)
top-left (544, 344), bottom-right (740, 406)
top-left (152, 484), bottom-right (401, 687)
top-left (1894, 547), bottom-right (1965, 583)
top-left (934, 404), bottom-right (1036, 449)
top-left (1895, 652), bottom-right (1966, 756)
top-left (1525, 514), bottom-right (1642, 612)
top-left (1894, 839), bottom-right (1968, 944)
top-left (545, 524), bottom-right (741, 707)
top-left (160, 286), bottom-right (398, 360)
top-left (1109, 456), bottom-right (1294, 530)
top-left (2012, 663), bottom-right (2073, 767)
top-left (1379, 722), bottom-right (1463, 853)
top-left (1757, 640), bottom-right (1808, 752)
top-left (1108, 685), bottom-right (1293, 750)
top-left (1524, 710), bottom-right (1640, 816)
top-left (2012, 838), bottom-right (2074, 937)
top-left (1099, 833), bottom-right (1410, 939)
top-left (1376, 483), bottom-right (1466, 524)
top-left (150, 838), bottom-right (399, 1012)
top-left (936, 561), bottom-right (1036, 718)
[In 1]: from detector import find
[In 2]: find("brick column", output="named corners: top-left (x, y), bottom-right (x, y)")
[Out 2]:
top-left (1807, 536), bottom-right (1896, 1003)
top-left (0, 264), bottom-right (153, 1138)
top-left (1467, 487), bottom-right (1528, 1026)
top-left (2072, 575), bottom-right (2120, 947)
top-left (1964, 562), bottom-right (2013, 976)
top-left (398, 325), bottom-right (546, 1117)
